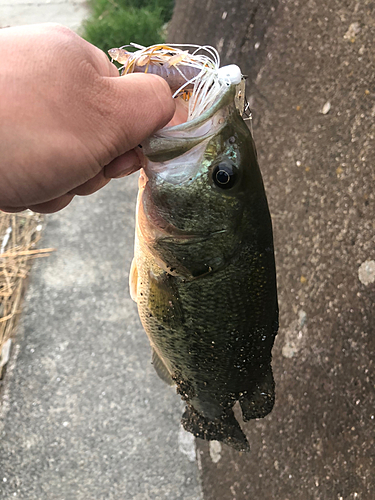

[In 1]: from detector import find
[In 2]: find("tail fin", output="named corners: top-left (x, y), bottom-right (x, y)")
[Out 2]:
top-left (181, 405), bottom-right (250, 452)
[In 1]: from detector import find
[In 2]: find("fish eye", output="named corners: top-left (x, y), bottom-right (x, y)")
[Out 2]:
top-left (213, 162), bottom-right (237, 189)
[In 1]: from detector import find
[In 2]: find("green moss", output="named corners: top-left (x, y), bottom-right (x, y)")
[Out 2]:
top-left (82, 0), bottom-right (174, 55)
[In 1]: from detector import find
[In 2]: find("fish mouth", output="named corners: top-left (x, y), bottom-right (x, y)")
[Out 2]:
top-left (141, 85), bottom-right (236, 163)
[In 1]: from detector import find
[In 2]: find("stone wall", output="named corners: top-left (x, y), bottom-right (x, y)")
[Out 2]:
top-left (169, 1), bottom-right (375, 498)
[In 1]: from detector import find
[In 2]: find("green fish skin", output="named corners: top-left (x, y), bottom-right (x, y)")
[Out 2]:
top-left (130, 85), bottom-right (278, 452)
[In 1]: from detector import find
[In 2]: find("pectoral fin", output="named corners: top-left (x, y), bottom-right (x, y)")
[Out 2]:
top-left (129, 258), bottom-right (138, 302)
top-left (147, 271), bottom-right (184, 328)
top-left (151, 348), bottom-right (174, 386)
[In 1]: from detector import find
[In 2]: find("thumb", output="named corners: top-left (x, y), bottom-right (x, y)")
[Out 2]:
top-left (104, 72), bottom-right (176, 156)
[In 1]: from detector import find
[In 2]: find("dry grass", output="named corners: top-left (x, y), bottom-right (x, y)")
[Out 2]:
top-left (0, 211), bottom-right (54, 378)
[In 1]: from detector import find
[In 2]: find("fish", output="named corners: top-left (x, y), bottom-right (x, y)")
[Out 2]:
top-left (128, 51), bottom-right (278, 452)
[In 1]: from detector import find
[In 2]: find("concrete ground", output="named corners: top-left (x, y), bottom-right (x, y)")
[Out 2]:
top-left (0, 0), bottom-right (89, 32)
top-left (0, 2), bottom-right (202, 500)
top-left (0, 180), bottom-right (203, 500)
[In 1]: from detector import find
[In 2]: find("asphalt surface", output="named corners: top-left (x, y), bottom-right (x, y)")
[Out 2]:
top-left (0, 180), bottom-right (202, 500)
top-left (169, 0), bottom-right (375, 499)
top-left (0, 0), bottom-right (88, 31)
top-left (0, 4), bottom-right (202, 500)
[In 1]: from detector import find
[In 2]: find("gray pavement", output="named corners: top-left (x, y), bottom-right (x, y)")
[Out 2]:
top-left (0, 0), bottom-right (89, 31)
top-left (0, 179), bottom-right (202, 500)
top-left (0, 3), bottom-right (202, 500)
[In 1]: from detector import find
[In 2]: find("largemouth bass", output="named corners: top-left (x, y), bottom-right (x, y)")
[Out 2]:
top-left (125, 45), bottom-right (279, 452)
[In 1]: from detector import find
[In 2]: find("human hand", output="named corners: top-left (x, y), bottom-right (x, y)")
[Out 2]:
top-left (0, 24), bottom-right (175, 213)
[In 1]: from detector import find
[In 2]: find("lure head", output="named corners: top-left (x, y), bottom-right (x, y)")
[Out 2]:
top-left (137, 84), bottom-right (271, 279)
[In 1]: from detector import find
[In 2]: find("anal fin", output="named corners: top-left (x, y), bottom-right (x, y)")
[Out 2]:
top-left (151, 348), bottom-right (174, 386)
top-left (239, 369), bottom-right (275, 421)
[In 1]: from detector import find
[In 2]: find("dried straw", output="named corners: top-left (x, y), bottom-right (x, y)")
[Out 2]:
top-left (0, 211), bottom-right (54, 378)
